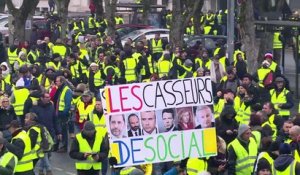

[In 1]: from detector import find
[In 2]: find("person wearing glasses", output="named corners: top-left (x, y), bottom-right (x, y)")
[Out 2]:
top-left (0, 96), bottom-right (16, 140)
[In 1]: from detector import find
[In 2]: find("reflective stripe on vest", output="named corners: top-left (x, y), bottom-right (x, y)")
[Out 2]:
top-left (77, 98), bottom-right (96, 123)
top-left (270, 88), bottom-right (290, 116)
top-left (58, 86), bottom-right (70, 111)
top-left (93, 71), bottom-right (104, 87)
top-left (123, 57), bottom-right (137, 82)
top-left (151, 39), bottom-right (163, 53)
top-left (12, 130), bottom-right (33, 172)
top-left (273, 160), bottom-right (295, 175)
top-left (8, 48), bottom-right (18, 65)
top-left (75, 131), bottom-right (103, 170)
top-left (269, 61), bottom-right (277, 72)
top-left (228, 138), bottom-right (257, 175)
top-left (236, 103), bottom-right (251, 125)
top-left (27, 51), bottom-right (37, 62)
top-left (214, 99), bottom-right (225, 119)
top-left (186, 158), bottom-right (208, 175)
top-left (70, 62), bottom-right (81, 78)
top-left (12, 88), bottom-right (30, 116)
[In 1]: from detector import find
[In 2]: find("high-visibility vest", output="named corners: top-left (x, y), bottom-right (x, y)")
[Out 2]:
top-left (120, 167), bottom-right (136, 175)
top-left (141, 55), bottom-right (155, 76)
top-left (12, 88), bottom-right (30, 116)
top-left (27, 51), bottom-right (37, 63)
top-left (204, 26), bottom-right (212, 34)
top-left (219, 56), bottom-right (227, 71)
top-left (70, 62), bottom-right (81, 78)
top-left (75, 131), bottom-right (103, 170)
top-left (292, 149), bottom-right (300, 162)
top-left (270, 88), bottom-right (290, 117)
top-left (186, 158), bottom-right (208, 175)
top-left (123, 57), bottom-right (137, 82)
top-left (214, 98), bottom-right (225, 118)
top-left (273, 32), bottom-right (283, 49)
top-left (262, 114), bottom-right (277, 140)
top-left (4, 74), bottom-right (11, 85)
top-left (236, 102), bottom-right (251, 125)
top-left (88, 17), bottom-right (95, 29)
top-left (93, 70), bottom-right (105, 87)
top-left (16, 58), bottom-right (30, 68)
top-left (89, 112), bottom-right (107, 133)
top-left (132, 52), bottom-right (142, 62)
top-left (178, 65), bottom-right (192, 79)
top-left (58, 86), bottom-right (70, 111)
top-left (269, 61), bottom-right (278, 72)
top-left (257, 68), bottom-right (272, 87)
top-left (252, 130), bottom-right (261, 149)
top-left (233, 50), bottom-right (246, 65)
top-left (234, 95), bottom-right (242, 112)
top-left (27, 126), bottom-right (44, 159)
top-left (157, 60), bottom-right (172, 78)
top-left (256, 152), bottom-right (273, 169)
top-left (205, 14), bottom-right (215, 25)
top-left (228, 138), bottom-right (258, 175)
top-left (104, 65), bottom-right (116, 82)
top-left (0, 151), bottom-right (18, 173)
top-left (77, 98), bottom-right (96, 123)
top-left (48, 42), bottom-right (54, 50)
top-left (195, 58), bottom-right (211, 70)
top-left (166, 14), bottom-right (172, 28)
top-left (52, 45), bottom-right (67, 58)
top-left (115, 17), bottom-right (124, 25)
top-left (12, 130), bottom-right (34, 172)
top-left (151, 39), bottom-right (163, 53)
top-left (186, 26), bottom-right (195, 35)
top-left (7, 48), bottom-right (18, 65)
top-left (46, 61), bottom-right (61, 71)
top-left (273, 160), bottom-right (296, 175)
top-left (0, 79), bottom-right (6, 92)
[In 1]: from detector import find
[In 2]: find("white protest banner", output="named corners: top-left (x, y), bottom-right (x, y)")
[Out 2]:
top-left (101, 77), bottom-right (217, 167)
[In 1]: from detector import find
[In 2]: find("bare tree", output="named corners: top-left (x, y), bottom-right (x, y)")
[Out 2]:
top-left (93, 0), bottom-right (104, 18)
top-left (0, 0), bottom-right (6, 13)
top-left (6, 0), bottom-right (39, 41)
top-left (54, 0), bottom-right (70, 39)
top-left (104, 0), bottom-right (117, 40)
top-left (169, 0), bottom-right (203, 48)
top-left (239, 0), bottom-right (259, 74)
top-left (142, 0), bottom-right (151, 25)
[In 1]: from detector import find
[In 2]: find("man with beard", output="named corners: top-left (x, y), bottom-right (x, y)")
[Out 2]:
top-left (127, 114), bottom-right (141, 137)
top-left (109, 114), bottom-right (126, 139)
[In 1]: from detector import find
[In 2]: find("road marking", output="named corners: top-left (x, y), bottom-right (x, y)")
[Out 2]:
top-left (53, 167), bottom-right (63, 171)
top-left (66, 172), bottom-right (76, 175)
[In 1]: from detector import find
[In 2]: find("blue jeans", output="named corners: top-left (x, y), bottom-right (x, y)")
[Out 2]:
top-left (102, 157), bottom-right (108, 175)
top-left (38, 153), bottom-right (51, 171)
top-left (58, 114), bottom-right (69, 148)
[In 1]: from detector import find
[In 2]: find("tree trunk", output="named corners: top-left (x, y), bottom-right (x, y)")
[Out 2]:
top-left (104, 0), bottom-right (117, 40)
top-left (142, 0), bottom-right (151, 25)
top-left (94, 0), bottom-right (104, 18)
top-left (193, 0), bottom-right (204, 35)
top-left (239, 0), bottom-right (259, 74)
top-left (55, 0), bottom-right (70, 39)
top-left (6, 0), bottom-right (39, 42)
top-left (0, 1), bottom-right (5, 13)
top-left (170, 0), bottom-right (184, 48)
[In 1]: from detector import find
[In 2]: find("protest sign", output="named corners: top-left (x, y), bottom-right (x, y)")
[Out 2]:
top-left (101, 77), bottom-right (217, 167)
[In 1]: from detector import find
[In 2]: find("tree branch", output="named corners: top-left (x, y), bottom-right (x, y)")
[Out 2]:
top-left (5, 0), bottom-right (17, 15)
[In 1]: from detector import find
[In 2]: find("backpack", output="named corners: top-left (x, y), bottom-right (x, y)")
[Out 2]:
top-left (39, 125), bottom-right (54, 152)
top-left (263, 71), bottom-right (274, 87)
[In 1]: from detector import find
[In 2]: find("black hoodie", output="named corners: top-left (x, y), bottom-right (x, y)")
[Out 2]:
top-left (274, 154), bottom-right (300, 174)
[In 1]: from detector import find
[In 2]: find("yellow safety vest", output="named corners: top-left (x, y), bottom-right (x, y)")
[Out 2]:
top-left (4, 74), bottom-right (11, 85)
top-left (70, 62), bottom-right (81, 78)
top-left (151, 39), bottom-right (163, 53)
top-left (195, 58), bottom-right (211, 70)
top-left (178, 65), bottom-right (192, 79)
top-left (93, 70), bottom-right (105, 87)
top-left (48, 42), bottom-right (54, 50)
top-left (228, 138), bottom-right (257, 175)
top-left (273, 160), bottom-right (296, 175)
top-left (89, 112), bottom-right (107, 133)
top-left (104, 65), bottom-right (116, 82)
top-left (234, 95), bottom-right (242, 112)
top-left (214, 98), bottom-right (225, 119)
top-left (77, 98), bottom-right (96, 123)
top-left (12, 88), bottom-right (30, 116)
top-left (0, 151), bottom-right (18, 173)
top-left (140, 55), bottom-right (155, 76)
top-left (252, 131), bottom-right (261, 149)
top-left (46, 61), bottom-right (61, 71)
top-left (88, 17), bottom-right (95, 29)
top-left (27, 51), bottom-right (37, 62)
top-left (27, 126), bottom-right (44, 159)
top-left (256, 152), bottom-right (273, 169)
top-left (219, 56), bottom-right (227, 71)
top-left (236, 102), bottom-right (251, 125)
top-left (52, 45), bottom-right (67, 58)
top-left (12, 130), bottom-right (34, 172)
top-left (132, 52), bottom-right (142, 62)
top-left (75, 131), bottom-right (103, 170)
top-left (273, 32), bottom-right (283, 49)
top-left (269, 61), bottom-right (278, 72)
top-left (186, 158), bottom-right (208, 175)
top-left (270, 88), bottom-right (290, 117)
top-left (120, 167), bottom-right (136, 175)
top-left (262, 114), bottom-right (277, 140)
top-left (186, 26), bottom-right (195, 35)
top-left (123, 57), bottom-right (137, 82)
top-left (257, 68), bottom-right (272, 87)
top-left (115, 17), bottom-right (124, 25)
top-left (7, 48), bottom-right (18, 65)
top-left (206, 14), bottom-right (215, 25)
top-left (16, 58), bottom-right (29, 68)
top-left (0, 80), bottom-right (6, 92)
top-left (58, 86), bottom-right (70, 111)
top-left (157, 60), bottom-right (172, 78)
top-left (292, 149), bottom-right (300, 162)
top-left (204, 26), bottom-right (212, 35)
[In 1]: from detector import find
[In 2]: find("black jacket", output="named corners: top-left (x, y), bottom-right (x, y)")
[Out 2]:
top-left (274, 154), bottom-right (300, 175)
top-left (0, 107), bottom-right (16, 131)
